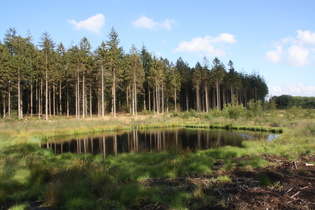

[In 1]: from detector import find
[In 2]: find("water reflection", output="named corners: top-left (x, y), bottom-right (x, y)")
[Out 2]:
top-left (42, 129), bottom-right (278, 157)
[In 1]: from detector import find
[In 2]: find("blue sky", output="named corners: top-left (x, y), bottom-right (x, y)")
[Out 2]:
top-left (1, 0), bottom-right (315, 97)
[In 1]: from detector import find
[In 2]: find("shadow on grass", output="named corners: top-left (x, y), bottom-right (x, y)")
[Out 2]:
top-left (0, 140), bottom-right (298, 209)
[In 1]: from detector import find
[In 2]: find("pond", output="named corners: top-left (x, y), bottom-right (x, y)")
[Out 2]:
top-left (42, 128), bottom-right (279, 157)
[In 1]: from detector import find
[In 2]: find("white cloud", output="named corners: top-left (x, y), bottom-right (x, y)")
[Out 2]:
top-left (160, 19), bottom-right (176, 30)
top-left (68, 13), bottom-right (105, 35)
top-left (132, 16), bottom-right (157, 30)
top-left (132, 16), bottom-right (176, 30)
top-left (296, 30), bottom-right (315, 45)
top-left (173, 34), bottom-right (236, 57)
top-left (266, 46), bottom-right (282, 63)
top-left (287, 45), bottom-right (309, 67)
top-left (269, 83), bottom-right (315, 96)
top-left (265, 30), bottom-right (315, 67)
top-left (214, 33), bottom-right (236, 44)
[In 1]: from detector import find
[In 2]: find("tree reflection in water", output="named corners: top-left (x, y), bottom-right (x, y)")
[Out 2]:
top-left (42, 128), bottom-right (278, 157)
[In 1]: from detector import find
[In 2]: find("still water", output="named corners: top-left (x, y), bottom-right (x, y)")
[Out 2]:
top-left (42, 128), bottom-right (279, 157)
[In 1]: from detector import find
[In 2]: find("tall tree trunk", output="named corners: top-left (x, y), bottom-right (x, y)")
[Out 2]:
top-left (112, 67), bottom-right (116, 118)
top-left (216, 80), bottom-right (220, 110)
top-left (131, 85), bottom-right (134, 116)
top-left (101, 65), bottom-right (105, 118)
top-left (174, 87), bottom-right (177, 112)
top-left (30, 83), bottom-right (33, 117)
top-left (133, 69), bottom-right (137, 116)
top-left (153, 88), bottom-right (156, 113)
top-left (2, 94), bottom-right (5, 118)
top-left (143, 87), bottom-right (147, 111)
top-left (186, 88), bottom-right (189, 112)
top-left (75, 76), bottom-right (78, 118)
top-left (18, 75), bottom-right (20, 119)
top-left (155, 81), bottom-right (159, 114)
top-left (59, 80), bottom-right (62, 115)
top-left (45, 68), bottom-right (49, 120)
top-left (196, 85), bottom-right (200, 112)
top-left (82, 72), bottom-right (85, 118)
top-left (161, 84), bottom-right (164, 113)
top-left (18, 72), bottom-right (22, 119)
top-left (49, 85), bottom-right (51, 116)
top-left (8, 82), bottom-right (11, 117)
top-left (53, 82), bottom-right (56, 116)
top-left (90, 85), bottom-right (92, 118)
top-left (66, 87), bottom-right (69, 117)
top-left (222, 87), bottom-right (226, 107)
top-left (39, 79), bottom-right (42, 119)
top-left (212, 89), bottom-right (216, 109)
top-left (205, 85), bottom-right (209, 112)
top-left (77, 68), bottom-right (80, 119)
top-left (148, 88), bottom-right (151, 112)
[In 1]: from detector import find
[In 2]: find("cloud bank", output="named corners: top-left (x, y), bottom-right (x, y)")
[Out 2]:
top-left (132, 16), bottom-right (176, 30)
top-left (269, 83), bottom-right (315, 97)
top-left (173, 33), bottom-right (236, 57)
top-left (266, 30), bottom-right (315, 67)
top-left (68, 13), bottom-right (105, 35)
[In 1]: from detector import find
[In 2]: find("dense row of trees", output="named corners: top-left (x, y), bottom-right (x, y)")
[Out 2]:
top-left (0, 27), bottom-right (268, 119)
top-left (272, 95), bottom-right (315, 109)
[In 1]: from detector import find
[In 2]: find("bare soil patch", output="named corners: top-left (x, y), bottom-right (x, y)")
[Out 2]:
top-left (141, 155), bottom-right (315, 209)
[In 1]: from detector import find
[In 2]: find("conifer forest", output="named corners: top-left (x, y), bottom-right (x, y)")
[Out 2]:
top-left (0, 28), bottom-right (268, 119)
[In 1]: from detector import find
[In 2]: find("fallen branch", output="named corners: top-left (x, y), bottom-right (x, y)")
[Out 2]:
top-left (300, 186), bottom-right (309, 190)
top-left (305, 163), bottom-right (314, 166)
top-left (285, 188), bottom-right (292, 194)
top-left (290, 191), bottom-right (300, 199)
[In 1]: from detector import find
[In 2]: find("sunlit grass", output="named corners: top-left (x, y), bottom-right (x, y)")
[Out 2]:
top-left (0, 109), bottom-right (314, 209)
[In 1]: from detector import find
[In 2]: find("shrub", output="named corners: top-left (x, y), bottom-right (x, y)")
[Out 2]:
top-left (222, 103), bottom-right (246, 119)
top-left (247, 99), bottom-right (263, 118)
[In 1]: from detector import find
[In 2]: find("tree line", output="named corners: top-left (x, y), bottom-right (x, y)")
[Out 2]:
top-left (0, 27), bottom-right (268, 120)
top-left (272, 95), bottom-right (315, 109)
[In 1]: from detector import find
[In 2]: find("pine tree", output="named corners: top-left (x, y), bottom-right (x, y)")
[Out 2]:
top-left (39, 32), bottom-right (55, 120)
top-left (5, 30), bottom-right (31, 119)
top-left (192, 62), bottom-right (203, 112)
top-left (105, 28), bottom-right (123, 118)
top-left (211, 57), bottom-right (226, 110)
top-left (0, 41), bottom-right (10, 118)
top-left (95, 41), bottom-right (107, 118)
top-left (140, 46), bottom-right (153, 111)
top-left (176, 57), bottom-right (192, 112)
top-left (168, 65), bottom-right (181, 112)
top-left (125, 45), bottom-right (145, 116)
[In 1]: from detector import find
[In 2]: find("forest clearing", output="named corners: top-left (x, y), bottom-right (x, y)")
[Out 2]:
top-left (0, 108), bottom-right (314, 209)
top-left (2, 1), bottom-right (315, 209)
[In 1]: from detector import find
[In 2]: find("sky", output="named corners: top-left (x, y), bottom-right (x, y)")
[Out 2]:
top-left (1, 0), bottom-right (315, 97)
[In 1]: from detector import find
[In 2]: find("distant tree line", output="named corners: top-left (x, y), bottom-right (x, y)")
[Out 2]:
top-left (0, 27), bottom-right (268, 119)
top-left (272, 95), bottom-right (315, 109)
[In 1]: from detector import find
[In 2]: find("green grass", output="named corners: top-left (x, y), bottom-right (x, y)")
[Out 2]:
top-left (0, 109), bottom-right (314, 209)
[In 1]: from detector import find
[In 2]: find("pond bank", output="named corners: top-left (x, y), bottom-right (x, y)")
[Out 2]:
top-left (0, 113), bottom-right (314, 209)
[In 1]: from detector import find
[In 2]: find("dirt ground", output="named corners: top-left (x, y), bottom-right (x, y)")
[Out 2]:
top-left (142, 155), bottom-right (315, 209)
top-left (1, 155), bottom-right (314, 210)
top-left (226, 155), bottom-right (315, 209)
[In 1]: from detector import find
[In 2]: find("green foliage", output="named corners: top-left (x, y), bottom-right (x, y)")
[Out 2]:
top-left (64, 197), bottom-right (94, 210)
top-left (0, 111), bottom-right (314, 209)
top-left (8, 204), bottom-right (29, 210)
top-left (247, 99), bottom-right (263, 118)
top-left (273, 95), bottom-right (315, 109)
top-left (222, 102), bottom-right (246, 119)
top-left (217, 175), bottom-right (232, 183)
top-left (0, 28), bottom-right (270, 119)
top-left (258, 173), bottom-right (272, 186)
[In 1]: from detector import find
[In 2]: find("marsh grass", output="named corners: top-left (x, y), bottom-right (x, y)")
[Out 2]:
top-left (7, 204), bottom-right (29, 210)
top-left (0, 109), bottom-right (314, 209)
